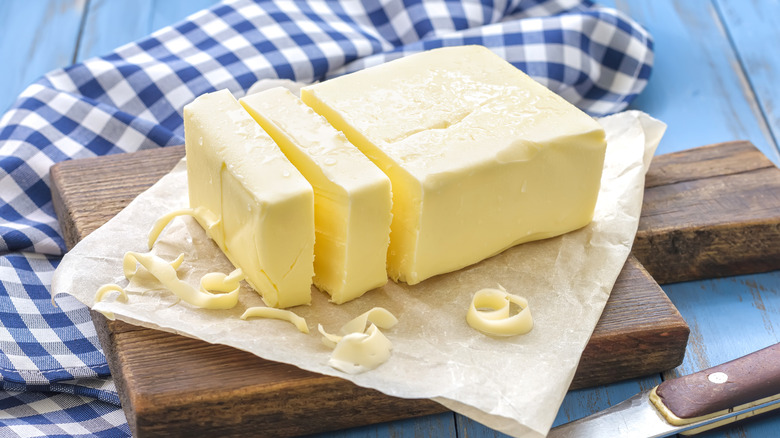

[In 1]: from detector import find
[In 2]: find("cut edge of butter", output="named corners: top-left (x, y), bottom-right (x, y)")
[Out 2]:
top-left (240, 87), bottom-right (392, 304)
top-left (184, 89), bottom-right (315, 308)
top-left (302, 45), bottom-right (607, 285)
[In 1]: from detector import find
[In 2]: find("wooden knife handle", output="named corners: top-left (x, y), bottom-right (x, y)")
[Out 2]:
top-left (654, 342), bottom-right (780, 420)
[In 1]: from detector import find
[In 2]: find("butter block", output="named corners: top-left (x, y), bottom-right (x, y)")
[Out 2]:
top-left (302, 45), bottom-right (607, 285)
top-left (240, 87), bottom-right (392, 304)
top-left (184, 89), bottom-right (314, 308)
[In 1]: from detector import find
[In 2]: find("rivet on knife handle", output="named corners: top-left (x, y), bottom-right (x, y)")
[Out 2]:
top-left (650, 342), bottom-right (780, 434)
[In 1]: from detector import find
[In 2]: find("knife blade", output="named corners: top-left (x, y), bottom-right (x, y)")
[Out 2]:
top-left (548, 342), bottom-right (780, 438)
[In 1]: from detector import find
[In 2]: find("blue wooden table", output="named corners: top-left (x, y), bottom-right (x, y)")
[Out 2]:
top-left (1, 1), bottom-right (778, 437)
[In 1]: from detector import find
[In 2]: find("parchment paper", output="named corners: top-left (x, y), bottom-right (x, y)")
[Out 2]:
top-left (52, 110), bottom-right (665, 437)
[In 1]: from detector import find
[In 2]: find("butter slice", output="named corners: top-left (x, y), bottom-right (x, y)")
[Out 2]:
top-left (240, 87), bottom-right (392, 304)
top-left (302, 45), bottom-right (606, 285)
top-left (184, 89), bottom-right (314, 308)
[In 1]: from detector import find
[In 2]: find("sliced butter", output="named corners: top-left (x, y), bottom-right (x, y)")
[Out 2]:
top-left (184, 89), bottom-right (314, 308)
top-left (240, 87), bottom-right (392, 304)
top-left (302, 45), bottom-right (607, 284)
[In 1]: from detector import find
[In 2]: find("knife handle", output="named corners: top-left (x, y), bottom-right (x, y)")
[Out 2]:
top-left (651, 342), bottom-right (780, 426)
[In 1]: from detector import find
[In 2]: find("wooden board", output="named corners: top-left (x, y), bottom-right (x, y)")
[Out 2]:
top-left (80, 255), bottom-right (674, 437)
top-left (50, 145), bottom-right (689, 436)
top-left (49, 139), bottom-right (780, 437)
top-left (633, 141), bottom-right (780, 283)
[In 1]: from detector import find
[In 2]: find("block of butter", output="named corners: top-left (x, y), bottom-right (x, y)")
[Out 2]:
top-left (184, 89), bottom-right (314, 308)
top-left (302, 45), bottom-right (607, 285)
top-left (240, 87), bottom-right (392, 304)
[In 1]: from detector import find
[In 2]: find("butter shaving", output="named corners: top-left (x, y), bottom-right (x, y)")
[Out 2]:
top-left (123, 251), bottom-right (243, 310)
top-left (317, 324), bottom-right (343, 349)
top-left (467, 285), bottom-right (533, 336)
top-left (339, 307), bottom-right (398, 334)
top-left (241, 307), bottom-right (309, 333)
top-left (318, 307), bottom-right (397, 373)
top-left (328, 324), bottom-right (393, 374)
top-left (148, 207), bottom-right (220, 249)
top-left (93, 284), bottom-right (128, 320)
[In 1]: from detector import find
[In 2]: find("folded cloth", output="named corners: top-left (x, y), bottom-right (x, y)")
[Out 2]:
top-left (0, 0), bottom-right (653, 435)
top-left (0, 389), bottom-right (127, 437)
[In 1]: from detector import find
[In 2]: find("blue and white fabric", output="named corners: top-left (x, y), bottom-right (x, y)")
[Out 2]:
top-left (0, 0), bottom-right (652, 435)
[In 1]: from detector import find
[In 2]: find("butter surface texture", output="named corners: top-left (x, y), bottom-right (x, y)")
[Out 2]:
top-left (302, 45), bottom-right (607, 284)
top-left (241, 88), bottom-right (392, 304)
top-left (184, 89), bottom-right (314, 308)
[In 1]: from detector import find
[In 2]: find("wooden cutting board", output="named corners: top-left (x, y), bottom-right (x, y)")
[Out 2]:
top-left (49, 140), bottom-right (780, 437)
top-left (634, 140), bottom-right (780, 283)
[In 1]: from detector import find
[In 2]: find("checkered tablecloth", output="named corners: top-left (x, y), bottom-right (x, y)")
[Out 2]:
top-left (0, 0), bottom-right (652, 435)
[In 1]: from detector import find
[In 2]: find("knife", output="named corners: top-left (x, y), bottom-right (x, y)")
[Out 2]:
top-left (549, 343), bottom-right (780, 437)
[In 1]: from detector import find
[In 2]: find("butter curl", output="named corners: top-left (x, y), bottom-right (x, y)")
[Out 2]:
top-left (241, 307), bottom-right (309, 333)
top-left (147, 207), bottom-right (220, 249)
top-left (124, 251), bottom-right (243, 310)
top-left (467, 286), bottom-right (533, 336)
top-left (318, 307), bottom-right (398, 373)
top-left (93, 284), bottom-right (128, 320)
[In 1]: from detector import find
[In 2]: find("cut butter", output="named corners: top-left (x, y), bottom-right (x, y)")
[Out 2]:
top-left (302, 45), bottom-right (607, 284)
top-left (240, 87), bottom-right (392, 304)
top-left (184, 89), bottom-right (314, 308)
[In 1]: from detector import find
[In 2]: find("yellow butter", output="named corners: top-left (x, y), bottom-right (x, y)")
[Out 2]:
top-left (123, 251), bottom-right (243, 310)
top-left (241, 306), bottom-right (309, 333)
top-left (327, 324), bottom-right (393, 374)
top-left (93, 284), bottom-right (127, 320)
top-left (317, 307), bottom-right (398, 374)
top-left (184, 89), bottom-right (314, 308)
top-left (302, 45), bottom-right (606, 284)
top-left (467, 285), bottom-right (533, 336)
top-left (240, 87), bottom-right (392, 304)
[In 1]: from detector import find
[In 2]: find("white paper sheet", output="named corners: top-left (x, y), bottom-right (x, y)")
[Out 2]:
top-left (52, 110), bottom-right (665, 437)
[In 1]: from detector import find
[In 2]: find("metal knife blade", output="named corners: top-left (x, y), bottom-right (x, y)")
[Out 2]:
top-left (548, 343), bottom-right (780, 438)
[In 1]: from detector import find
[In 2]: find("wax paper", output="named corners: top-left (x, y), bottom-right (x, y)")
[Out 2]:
top-left (52, 110), bottom-right (665, 437)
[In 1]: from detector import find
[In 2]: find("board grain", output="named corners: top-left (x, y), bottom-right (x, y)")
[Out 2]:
top-left (50, 139), bottom-right (780, 437)
top-left (633, 141), bottom-right (780, 283)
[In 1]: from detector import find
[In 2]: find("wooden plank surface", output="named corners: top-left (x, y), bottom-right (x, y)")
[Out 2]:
top-left (715, 0), bottom-right (780, 157)
top-left (602, 0), bottom-right (780, 165)
top-left (576, 3), bottom-right (780, 436)
top-left (0, 0), bottom-right (86, 113)
top-left (661, 273), bottom-right (780, 437)
top-left (76, 0), bottom-right (219, 61)
top-left (0, 0), bottom-right (222, 114)
top-left (50, 143), bottom-right (700, 436)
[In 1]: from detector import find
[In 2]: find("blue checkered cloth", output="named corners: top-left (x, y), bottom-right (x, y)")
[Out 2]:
top-left (0, 0), bottom-right (652, 435)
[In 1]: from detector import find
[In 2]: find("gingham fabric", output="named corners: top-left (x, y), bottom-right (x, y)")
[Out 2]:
top-left (0, 0), bottom-right (652, 435)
